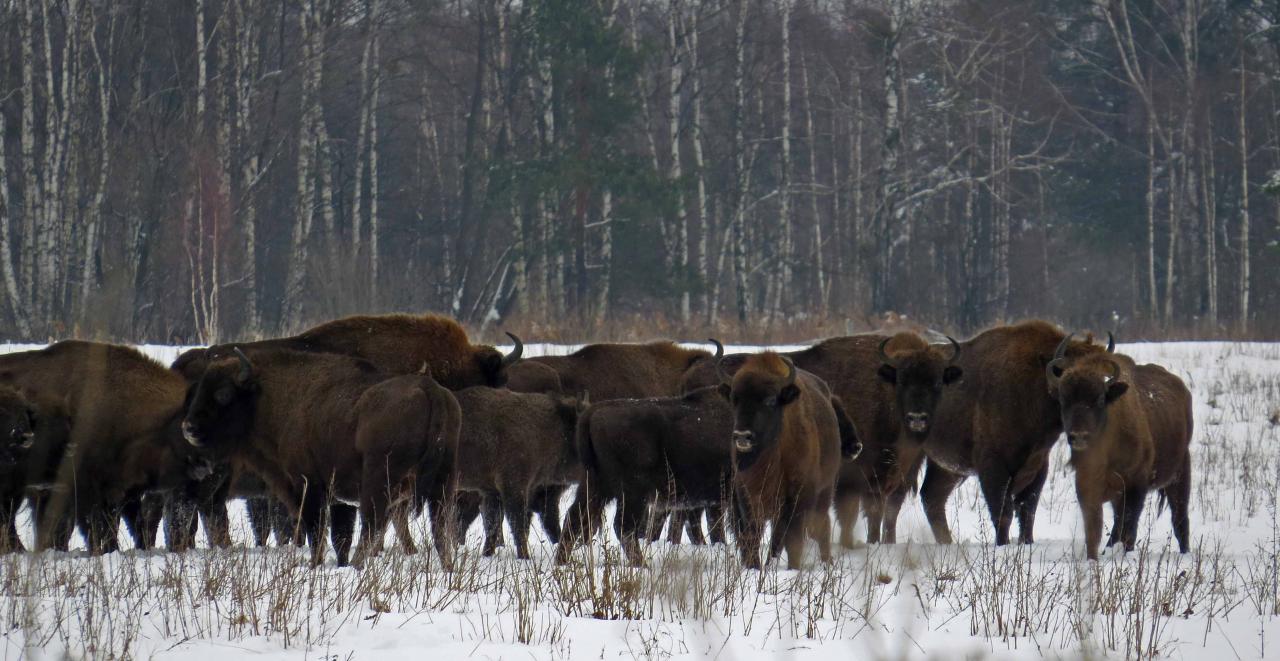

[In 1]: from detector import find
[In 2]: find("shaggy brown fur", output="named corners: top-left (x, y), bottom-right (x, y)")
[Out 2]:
top-left (181, 349), bottom-right (461, 568)
top-left (451, 388), bottom-right (582, 559)
top-left (1051, 353), bottom-right (1193, 560)
top-left (729, 353), bottom-right (842, 570)
top-left (0, 341), bottom-right (189, 553)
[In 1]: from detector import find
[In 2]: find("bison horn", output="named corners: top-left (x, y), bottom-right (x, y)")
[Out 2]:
top-left (708, 338), bottom-right (724, 361)
top-left (502, 332), bottom-right (524, 367)
top-left (782, 357), bottom-right (797, 388)
top-left (1052, 333), bottom-right (1073, 363)
top-left (232, 347), bottom-right (253, 384)
top-left (714, 351), bottom-right (731, 384)
top-left (1105, 331), bottom-right (1115, 353)
top-left (945, 335), bottom-right (961, 362)
top-left (877, 337), bottom-right (897, 367)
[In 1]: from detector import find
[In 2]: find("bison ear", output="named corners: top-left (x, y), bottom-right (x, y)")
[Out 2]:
top-left (479, 351), bottom-right (504, 386)
top-left (943, 365), bottom-right (963, 385)
top-left (1105, 380), bottom-right (1129, 404)
top-left (877, 364), bottom-right (897, 385)
top-left (777, 383), bottom-right (801, 406)
top-left (716, 383), bottom-right (732, 400)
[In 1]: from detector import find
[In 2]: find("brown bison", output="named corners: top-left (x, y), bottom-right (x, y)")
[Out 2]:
top-left (1047, 340), bottom-right (1193, 559)
top-left (0, 386), bottom-right (71, 552)
top-left (555, 385), bottom-right (735, 566)
top-left (180, 349), bottom-right (462, 567)
top-left (173, 314), bottom-right (524, 390)
top-left (0, 341), bottom-right (190, 553)
top-left (729, 353), bottom-right (843, 569)
top-left (504, 340), bottom-right (718, 544)
top-left (451, 387), bottom-right (583, 559)
top-left (681, 333), bottom-right (952, 547)
top-left (916, 321), bottom-right (1112, 546)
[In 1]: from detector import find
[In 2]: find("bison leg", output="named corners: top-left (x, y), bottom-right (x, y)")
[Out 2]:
top-left (1105, 496), bottom-right (1124, 549)
top-left (707, 503), bottom-right (728, 545)
top-left (425, 486), bottom-right (457, 571)
top-left (1118, 487), bottom-right (1148, 553)
top-left (684, 510), bottom-right (708, 545)
top-left (453, 491), bottom-right (484, 547)
top-left (502, 491), bottom-right (533, 560)
top-left (162, 495), bottom-right (199, 551)
top-left (733, 494), bottom-right (764, 570)
top-left (80, 502), bottom-right (122, 555)
top-left (330, 503), bottom-right (357, 567)
top-left (617, 492), bottom-right (648, 567)
top-left (976, 467), bottom-right (1015, 546)
top-left (480, 491), bottom-right (504, 557)
top-left (807, 500), bottom-right (834, 564)
top-left (531, 485), bottom-right (564, 544)
top-left (1080, 498), bottom-right (1105, 561)
top-left (31, 492), bottom-right (72, 551)
top-left (555, 481), bottom-right (603, 564)
top-left (245, 496), bottom-right (272, 547)
top-left (199, 500), bottom-right (232, 548)
top-left (1013, 465), bottom-right (1049, 545)
top-left (863, 495), bottom-right (885, 545)
top-left (273, 499), bottom-right (302, 545)
top-left (297, 489), bottom-right (330, 567)
top-left (781, 514), bottom-right (808, 570)
top-left (1164, 462), bottom-right (1192, 554)
top-left (391, 501), bottom-right (419, 554)
top-left (920, 461), bottom-right (962, 545)
top-left (0, 495), bottom-right (23, 553)
top-left (835, 492), bottom-right (861, 549)
top-left (881, 483), bottom-right (913, 545)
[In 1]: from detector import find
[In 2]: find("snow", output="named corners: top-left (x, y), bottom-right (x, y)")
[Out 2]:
top-left (1, 340), bottom-right (1278, 659)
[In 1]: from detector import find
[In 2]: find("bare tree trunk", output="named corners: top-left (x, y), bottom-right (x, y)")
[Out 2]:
top-left (771, 0), bottom-right (793, 322)
top-left (0, 113), bottom-right (31, 337)
top-left (685, 5), bottom-right (711, 323)
top-left (668, 0), bottom-right (690, 323)
top-left (730, 0), bottom-right (750, 325)
top-left (1237, 52), bottom-right (1250, 333)
top-left (595, 191), bottom-right (613, 326)
top-left (19, 0), bottom-right (39, 316)
top-left (79, 7), bottom-right (112, 322)
top-left (284, 0), bottom-right (326, 328)
top-left (235, 0), bottom-right (263, 335)
top-left (369, 36), bottom-right (381, 309)
top-left (801, 50), bottom-right (825, 316)
top-left (1146, 116), bottom-right (1158, 319)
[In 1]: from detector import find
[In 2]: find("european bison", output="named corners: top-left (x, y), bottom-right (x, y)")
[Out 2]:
top-left (729, 353), bottom-right (842, 569)
top-left (1047, 339), bottom-right (1193, 559)
top-left (0, 386), bottom-right (71, 552)
top-left (916, 321), bottom-right (1111, 546)
top-left (681, 333), bottom-right (947, 547)
top-left (174, 314), bottom-right (524, 390)
top-left (504, 340), bottom-right (718, 545)
top-left (0, 341), bottom-right (190, 553)
top-left (556, 385), bottom-right (735, 566)
top-left (180, 349), bottom-right (462, 567)
top-left (451, 387), bottom-right (583, 559)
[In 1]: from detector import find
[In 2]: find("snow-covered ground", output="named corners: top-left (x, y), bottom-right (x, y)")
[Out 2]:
top-left (1, 341), bottom-right (1277, 660)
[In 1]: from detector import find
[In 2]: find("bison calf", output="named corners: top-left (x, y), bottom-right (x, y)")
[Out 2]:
top-left (1047, 339), bottom-right (1193, 560)
top-left (556, 385), bottom-right (734, 566)
top-left (181, 349), bottom-right (461, 568)
top-left (729, 353), bottom-right (842, 569)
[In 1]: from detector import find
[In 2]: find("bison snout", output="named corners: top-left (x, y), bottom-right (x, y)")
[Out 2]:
top-left (905, 412), bottom-right (930, 433)
top-left (1067, 431), bottom-right (1091, 450)
top-left (16, 431), bottom-right (34, 449)
top-left (733, 430), bottom-right (755, 452)
top-left (181, 420), bottom-right (203, 448)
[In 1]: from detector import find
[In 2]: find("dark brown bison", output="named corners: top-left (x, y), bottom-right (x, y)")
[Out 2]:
top-left (1047, 341), bottom-right (1193, 559)
top-left (681, 333), bottom-right (951, 547)
top-left (916, 321), bottom-right (1112, 546)
top-left (180, 349), bottom-right (462, 567)
top-left (0, 386), bottom-right (71, 552)
top-left (729, 353), bottom-right (842, 569)
top-left (451, 387), bottom-right (583, 559)
top-left (173, 314), bottom-right (523, 390)
top-left (504, 340), bottom-right (718, 544)
top-left (0, 341), bottom-right (190, 553)
top-left (555, 385), bottom-right (735, 566)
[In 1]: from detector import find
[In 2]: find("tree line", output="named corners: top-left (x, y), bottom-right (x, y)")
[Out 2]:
top-left (1, 0), bottom-right (1278, 343)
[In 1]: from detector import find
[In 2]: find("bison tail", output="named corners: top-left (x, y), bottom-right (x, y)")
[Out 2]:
top-left (1156, 490), bottom-right (1167, 516)
top-left (830, 396), bottom-right (863, 461)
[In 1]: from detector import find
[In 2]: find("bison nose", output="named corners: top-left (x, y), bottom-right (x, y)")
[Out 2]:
top-left (905, 412), bottom-right (930, 433)
top-left (732, 430), bottom-right (755, 452)
top-left (181, 420), bottom-right (202, 448)
top-left (1067, 431), bottom-right (1090, 449)
top-left (18, 431), bottom-right (34, 449)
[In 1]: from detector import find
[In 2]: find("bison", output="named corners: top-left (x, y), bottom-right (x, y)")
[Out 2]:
top-left (0, 341), bottom-right (190, 553)
top-left (450, 387), bottom-right (583, 559)
top-left (728, 353), bottom-right (842, 569)
top-left (681, 333), bottom-right (949, 547)
top-left (915, 321), bottom-right (1112, 546)
top-left (180, 348), bottom-right (462, 568)
top-left (0, 386), bottom-right (71, 552)
top-left (555, 384), bottom-right (735, 566)
top-left (1046, 339), bottom-right (1193, 560)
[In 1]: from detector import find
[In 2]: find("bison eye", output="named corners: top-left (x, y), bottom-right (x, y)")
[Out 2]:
top-left (214, 387), bottom-right (235, 406)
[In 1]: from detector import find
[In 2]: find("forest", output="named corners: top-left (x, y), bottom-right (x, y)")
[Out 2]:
top-left (1, 0), bottom-right (1278, 343)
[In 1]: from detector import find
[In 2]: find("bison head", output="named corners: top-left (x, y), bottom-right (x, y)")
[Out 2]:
top-left (728, 354), bottom-right (801, 470)
top-left (1052, 354), bottom-right (1129, 451)
top-left (877, 335), bottom-right (963, 438)
top-left (475, 332), bottom-right (524, 388)
top-left (0, 388), bottom-right (36, 467)
top-left (181, 347), bottom-right (259, 453)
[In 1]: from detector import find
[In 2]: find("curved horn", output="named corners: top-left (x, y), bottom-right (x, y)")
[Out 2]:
top-left (502, 332), bottom-right (524, 367)
top-left (1052, 333), bottom-right (1073, 362)
top-left (877, 337), bottom-right (897, 367)
top-left (781, 357), bottom-right (797, 388)
top-left (232, 347), bottom-right (253, 384)
top-left (714, 348), bottom-right (731, 384)
top-left (945, 335), bottom-right (961, 362)
top-left (708, 338), bottom-right (724, 362)
top-left (1105, 331), bottom-right (1115, 353)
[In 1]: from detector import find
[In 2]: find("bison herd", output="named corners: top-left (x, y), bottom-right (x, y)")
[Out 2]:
top-left (0, 315), bottom-right (1193, 568)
